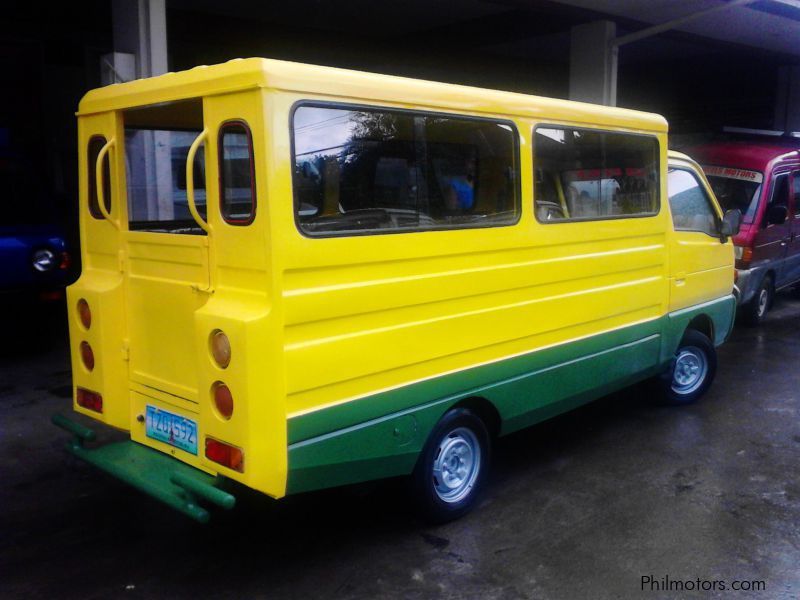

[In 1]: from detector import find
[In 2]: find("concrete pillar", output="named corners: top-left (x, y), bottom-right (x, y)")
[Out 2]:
top-left (775, 66), bottom-right (800, 133)
top-left (110, 0), bottom-right (168, 80)
top-left (569, 21), bottom-right (618, 106)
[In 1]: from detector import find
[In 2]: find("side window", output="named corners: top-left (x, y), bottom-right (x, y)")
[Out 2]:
top-left (219, 121), bottom-right (256, 225)
top-left (765, 173), bottom-right (790, 229)
top-left (792, 171), bottom-right (800, 217)
top-left (667, 168), bottom-right (718, 237)
top-left (292, 104), bottom-right (519, 236)
top-left (533, 126), bottom-right (659, 222)
top-left (87, 136), bottom-right (112, 219)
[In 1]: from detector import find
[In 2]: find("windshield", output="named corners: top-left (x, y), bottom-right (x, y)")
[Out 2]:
top-left (702, 166), bottom-right (762, 224)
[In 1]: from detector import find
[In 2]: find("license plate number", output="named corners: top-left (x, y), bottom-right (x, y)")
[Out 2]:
top-left (145, 405), bottom-right (198, 455)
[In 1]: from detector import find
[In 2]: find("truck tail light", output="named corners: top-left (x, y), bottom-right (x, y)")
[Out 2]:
top-left (205, 437), bottom-right (244, 472)
top-left (80, 341), bottom-right (95, 371)
top-left (213, 382), bottom-right (234, 419)
top-left (77, 299), bottom-right (91, 329)
top-left (76, 388), bottom-right (103, 413)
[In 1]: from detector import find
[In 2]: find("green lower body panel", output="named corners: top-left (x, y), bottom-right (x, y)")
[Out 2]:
top-left (53, 415), bottom-right (234, 523)
top-left (287, 295), bottom-right (737, 495)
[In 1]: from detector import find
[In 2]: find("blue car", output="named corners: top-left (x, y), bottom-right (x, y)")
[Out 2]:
top-left (0, 224), bottom-right (71, 300)
top-left (0, 146), bottom-right (72, 302)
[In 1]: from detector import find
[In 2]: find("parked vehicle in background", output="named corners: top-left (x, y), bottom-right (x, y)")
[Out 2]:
top-left (0, 147), bottom-right (71, 303)
top-left (687, 137), bottom-right (800, 324)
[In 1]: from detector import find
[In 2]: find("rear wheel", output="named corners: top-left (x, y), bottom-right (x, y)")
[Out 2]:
top-left (410, 408), bottom-right (490, 523)
top-left (659, 329), bottom-right (717, 405)
top-left (742, 274), bottom-right (773, 326)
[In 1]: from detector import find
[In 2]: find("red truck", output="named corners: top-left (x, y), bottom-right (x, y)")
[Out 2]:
top-left (688, 138), bottom-right (800, 324)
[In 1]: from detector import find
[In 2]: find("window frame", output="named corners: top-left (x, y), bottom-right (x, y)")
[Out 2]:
top-left (289, 100), bottom-right (522, 239)
top-left (218, 119), bottom-right (257, 226)
top-left (87, 134), bottom-right (112, 220)
top-left (667, 166), bottom-right (722, 239)
top-left (532, 124), bottom-right (662, 225)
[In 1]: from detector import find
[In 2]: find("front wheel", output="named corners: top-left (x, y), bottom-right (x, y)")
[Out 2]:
top-left (742, 274), bottom-right (773, 326)
top-left (410, 408), bottom-right (490, 523)
top-left (659, 329), bottom-right (717, 405)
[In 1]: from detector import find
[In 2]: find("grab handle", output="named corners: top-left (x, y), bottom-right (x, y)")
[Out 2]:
top-left (95, 138), bottom-right (118, 228)
top-left (186, 129), bottom-right (211, 233)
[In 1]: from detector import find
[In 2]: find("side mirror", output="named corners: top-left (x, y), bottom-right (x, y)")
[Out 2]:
top-left (767, 204), bottom-right (788, 226)
top-left (720, 208), bottom-right (742, 242)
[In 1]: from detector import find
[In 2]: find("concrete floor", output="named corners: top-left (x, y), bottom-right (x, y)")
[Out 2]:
top-left (2, 295), bottom-right (799, 600)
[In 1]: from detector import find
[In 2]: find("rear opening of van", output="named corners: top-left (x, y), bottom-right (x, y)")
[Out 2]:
top-left (55, 88), bottom-right (285, 521)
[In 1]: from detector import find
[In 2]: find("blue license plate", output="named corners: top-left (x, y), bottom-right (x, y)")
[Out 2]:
top-left (145, 405), bottom-right (198, 455)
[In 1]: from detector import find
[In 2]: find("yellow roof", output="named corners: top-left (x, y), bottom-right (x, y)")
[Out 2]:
top-left (78, 57), bottom-right (667, 132)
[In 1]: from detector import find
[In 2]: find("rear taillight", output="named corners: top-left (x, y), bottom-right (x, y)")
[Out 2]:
top-left (213, 382), bottom-right (234, 419)
top-left (77, 299), bottom-right (91, 329)
top-left (80, 341), bottom-right (95, 371)
top-left (205, 437), bottom-right (244, 472)
top-left (76, 388), bottom-right (103, 413)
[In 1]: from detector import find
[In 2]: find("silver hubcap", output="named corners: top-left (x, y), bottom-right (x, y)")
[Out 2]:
top-left (757, 288), bottom-right (769, 317)
top-left (432, 427), bottom-right (481, 504)
top-left (671, 346), bottom-right (708, 395)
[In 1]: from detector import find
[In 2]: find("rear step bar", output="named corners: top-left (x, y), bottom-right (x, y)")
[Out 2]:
top-left (52, 414), bottom-right (235, 523)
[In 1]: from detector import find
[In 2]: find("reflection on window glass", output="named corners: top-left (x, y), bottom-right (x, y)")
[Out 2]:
top-left (667, 168), bottom-right (718, 236)
top-left (220, 123), bottom-right (255, 224)
top-left (533, 127), bottom-right (659, 222)
top-left (292, 105), bottom-right (519, 235)
top-left (125, 129), bottom-right (207, 234)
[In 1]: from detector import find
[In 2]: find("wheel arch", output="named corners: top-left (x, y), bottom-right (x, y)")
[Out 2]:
top-left (451, 396), bottom-right (502, 440)
top-left (685, 313), bottom-right (714, 342)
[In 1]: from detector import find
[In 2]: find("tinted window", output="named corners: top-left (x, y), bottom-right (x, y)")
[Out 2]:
top-left (765, 173), bottom-right (790, 229)
top-left (533, 127), bottom-right (659, 222)
top-left (793, 172), bottom-right (800, 217)
top-left (292, 105), bottom-right (519, 236)
top-left (219, 122), bottom-right (255, 225)
top-left (667, 168), bottom-right (718, 237)
top-left (88, 136), bottom-right (112, 219)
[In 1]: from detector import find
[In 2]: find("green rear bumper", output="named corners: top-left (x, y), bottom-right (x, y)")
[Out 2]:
top-left (53, 414), bottom-right (235, 523)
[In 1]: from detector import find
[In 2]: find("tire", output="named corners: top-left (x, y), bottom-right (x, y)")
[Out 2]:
top-left (410, 408), bottom-right (491, 524)
top-left (742, 274), bottom-right (773, 326)
top-left (659, 329), bottom-right (717, 405)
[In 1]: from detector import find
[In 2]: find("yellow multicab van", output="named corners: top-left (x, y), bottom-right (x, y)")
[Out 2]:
top-left (55, 58), bottom-right (742, 523)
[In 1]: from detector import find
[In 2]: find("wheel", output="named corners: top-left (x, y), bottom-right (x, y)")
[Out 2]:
top-left (410, 408), bottom-right (490, 523)
top-left (659, 329), bottom-right (717, 405)
top-left (742, 274), bottom-right (773, 326)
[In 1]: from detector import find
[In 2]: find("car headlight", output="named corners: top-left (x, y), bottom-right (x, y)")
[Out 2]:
top-left (32, 249), bottom-right (57, 272)
top-left (734, 245), bottom-right (743, 260)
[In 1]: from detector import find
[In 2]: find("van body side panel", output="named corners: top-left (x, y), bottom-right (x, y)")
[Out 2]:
top-left (286, 294), bottom-right (734, 495)
top-left (286, 318), bottom-right (664, 494)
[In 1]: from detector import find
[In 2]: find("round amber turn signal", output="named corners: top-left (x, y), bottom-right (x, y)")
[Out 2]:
top-left (210, 330), bottom-right (231, 369)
